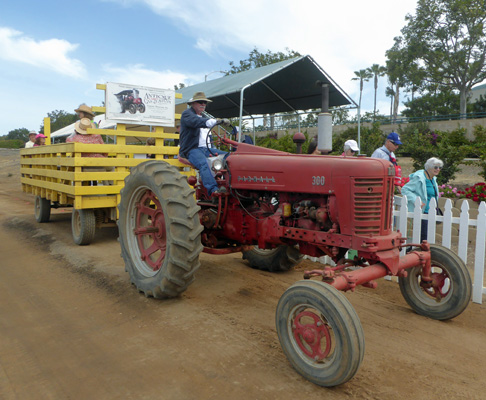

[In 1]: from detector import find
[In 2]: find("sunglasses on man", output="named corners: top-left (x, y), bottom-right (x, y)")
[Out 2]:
top-left (196, 101), bottom-right (208, 105)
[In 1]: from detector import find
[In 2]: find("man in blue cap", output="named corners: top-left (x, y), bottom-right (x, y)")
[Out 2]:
top-left (371, 132), bottom-right (403, 190)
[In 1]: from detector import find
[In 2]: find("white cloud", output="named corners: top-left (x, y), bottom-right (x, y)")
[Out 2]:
top-left (101, 63), bottom-right (198, 89)
top-left (128, 0), bottom-right (418, 107)
top-left (0, 27), bottom-right (86, 78)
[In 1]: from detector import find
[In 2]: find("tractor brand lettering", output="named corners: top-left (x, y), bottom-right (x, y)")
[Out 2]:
top-left (312, 176), bottom-right (326, 185)
top-left (238, 176), bottom-right (276, 183)
top-left (144, 93), bottom-right (172, 105)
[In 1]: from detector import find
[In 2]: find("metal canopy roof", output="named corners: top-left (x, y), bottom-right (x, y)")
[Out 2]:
top-left (176, 55), bottom-right (356, 118)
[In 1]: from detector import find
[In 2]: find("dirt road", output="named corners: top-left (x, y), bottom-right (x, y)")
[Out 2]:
top-left (1, 149), bottom-right (485, 400)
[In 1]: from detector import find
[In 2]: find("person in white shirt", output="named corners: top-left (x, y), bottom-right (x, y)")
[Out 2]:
top-left (25, 131), bottom-right (37, 148)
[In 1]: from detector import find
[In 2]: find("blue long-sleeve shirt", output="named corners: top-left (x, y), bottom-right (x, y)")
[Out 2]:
top-left (179, 107), bottom-right (211, 159)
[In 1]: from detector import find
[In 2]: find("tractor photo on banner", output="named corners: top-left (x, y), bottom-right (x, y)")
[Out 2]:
top-left (105, 82), bottom-right (175, 127)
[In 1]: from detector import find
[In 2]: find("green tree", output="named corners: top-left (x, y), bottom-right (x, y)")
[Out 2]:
top-left (402, 88), bottom-right (460, 118)
top-left (227, 47), bottom-right (301, 74)
top-left (351, 69), bottom-right (372, 114)
top-left (7, 128), bottom-right (29, 141)
top-left (386, 38), bottom-right (410, 122)
top-left (399, 0), bottom-right (486, 117)
top-left (351, 69), bottom-right (372, 148)
top-left (385, 86), bottom-right (395, 121)
top-left (367, 64), bottom-right (387, 122)
top-left (40, 110), bottom-right (78, 134)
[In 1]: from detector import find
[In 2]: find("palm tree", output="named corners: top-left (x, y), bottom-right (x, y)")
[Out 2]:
top-left (385, 86), bottom-right (395, 122)
top-left (351, 69), bottom-right (372, 151)
top-left (367, 64), bottom-right (387, 122)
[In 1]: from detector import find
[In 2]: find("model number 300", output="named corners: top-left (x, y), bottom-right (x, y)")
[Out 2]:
top-left (312, 176), bottom-right (326, 185)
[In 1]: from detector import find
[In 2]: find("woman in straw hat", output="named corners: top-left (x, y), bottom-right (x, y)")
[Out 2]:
top-left (75, 104), bottom-right (98, 128)
top-left (66, 118), bottom-right (105, 157)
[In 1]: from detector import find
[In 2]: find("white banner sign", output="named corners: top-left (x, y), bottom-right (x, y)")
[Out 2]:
top-left (105, 82), bottom-right (175, 126)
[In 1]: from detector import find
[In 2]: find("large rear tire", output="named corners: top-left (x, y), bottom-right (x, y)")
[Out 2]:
top-left (399, 244), bottom-right (471, 320)
top-left (276, 280), bottom-right (365, 387)
top-left (242, 245), bottom-right (303, 272)
top-left (118, 161), bottom-right (203, 298)
top-left (34, 196), bottom-right (51, 223)
top-left (72, 209), bottom-right (96, 245)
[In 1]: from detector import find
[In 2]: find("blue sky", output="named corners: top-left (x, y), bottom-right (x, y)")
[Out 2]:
top-left (0, 0), bottom-right (422, 135)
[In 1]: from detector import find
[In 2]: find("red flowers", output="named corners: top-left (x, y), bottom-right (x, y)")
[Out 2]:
top-left (457, 182), bottom-right (486, 203)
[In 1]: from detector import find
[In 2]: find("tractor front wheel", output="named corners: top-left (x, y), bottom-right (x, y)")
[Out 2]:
top-left (242, 245), bottom-right (302, 272)
top-left (276, 280), bottom-right (365, 387)
top-left (399, 244), bottom-right (471, 320)
top-left (118, 161), bottom-right (203, 298)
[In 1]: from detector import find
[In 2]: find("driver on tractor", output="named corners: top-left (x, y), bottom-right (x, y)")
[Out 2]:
top-left (179, 91), bottom-right (230, 196)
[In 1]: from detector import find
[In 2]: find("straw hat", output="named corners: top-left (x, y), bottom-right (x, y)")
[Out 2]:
top-left (75, 118), bottom-right (95, 135)
top-left (74, 104), bottom-right (95, 118)
top-left (188, 92), bottom-right (212, 104)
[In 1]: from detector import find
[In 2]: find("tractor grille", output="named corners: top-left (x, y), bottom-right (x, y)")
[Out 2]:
top-left (353, 177), bottom-right (393, 236)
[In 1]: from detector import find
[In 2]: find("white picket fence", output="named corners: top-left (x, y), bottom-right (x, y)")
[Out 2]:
top-left (393, 195), bottom-right (486, 304)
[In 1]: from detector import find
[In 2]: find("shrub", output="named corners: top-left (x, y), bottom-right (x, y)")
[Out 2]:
top-left (255, 131), bottom-right (309, 153)
top-left (468, 126), bottom-right (486, 181)
top-left (0, 139), bottom-right (24, 149)
top-left (457, 182), bottom-right (486, 203)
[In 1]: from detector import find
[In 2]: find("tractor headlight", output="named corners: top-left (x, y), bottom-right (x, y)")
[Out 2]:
top-left (212, 158), bottom-right (224, 171)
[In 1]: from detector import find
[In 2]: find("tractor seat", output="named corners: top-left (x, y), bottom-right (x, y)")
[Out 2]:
top-left (178, 156), bottom-right (196, 169)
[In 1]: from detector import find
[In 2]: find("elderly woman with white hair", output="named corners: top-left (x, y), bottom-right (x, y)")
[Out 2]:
top-left (401, 157), bottom-right (444, 242)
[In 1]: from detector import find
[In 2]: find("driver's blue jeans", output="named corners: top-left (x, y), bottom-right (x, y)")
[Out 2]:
top-left (188, 147), bottom-right (227, 195)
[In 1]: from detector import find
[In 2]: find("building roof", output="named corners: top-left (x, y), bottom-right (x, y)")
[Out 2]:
top-left (176, 55), bottom-right (356, 118)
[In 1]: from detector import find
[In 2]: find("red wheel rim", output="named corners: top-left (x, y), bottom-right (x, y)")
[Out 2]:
top-left (421, 268), bottom-right (451, 300)
top-left (292, 310), bottom-right (332, 361)
top-left (134, 189), bottom-right (166, 271)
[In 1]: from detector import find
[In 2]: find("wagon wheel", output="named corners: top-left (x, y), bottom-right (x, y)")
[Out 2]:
top-left (72, 209), bottom-right (96, 245)
top-left (138, 103), bottom-right (146, 113)
top-left (128, 104), bottom-right (137, 114)
top-left (118, 160), bottom-right (203, 298)
top-left (34, 195), bottom-right (51, 223)
top-left (399, 244), bottom-right (471, 320)
top-left (276, 280), bottom-right (365, 387)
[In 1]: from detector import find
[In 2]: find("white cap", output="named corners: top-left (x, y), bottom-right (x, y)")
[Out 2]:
top-left (344, 139), bottom-right (359, 152)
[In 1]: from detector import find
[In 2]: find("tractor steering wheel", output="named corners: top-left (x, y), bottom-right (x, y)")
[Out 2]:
top-left (206, 121), bottom-right (233, 157)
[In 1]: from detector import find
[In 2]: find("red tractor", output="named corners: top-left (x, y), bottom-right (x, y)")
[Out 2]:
top-left (117, 127), bottom-right (471, 387)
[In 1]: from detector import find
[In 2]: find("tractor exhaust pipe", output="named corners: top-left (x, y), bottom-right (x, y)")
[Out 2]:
top-left (316, 81), bottom-right (332, 154)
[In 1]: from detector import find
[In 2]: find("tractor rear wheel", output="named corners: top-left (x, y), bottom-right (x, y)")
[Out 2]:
top-left (242, 245), bottom-right (303, 272)
top-left (72, 209), bottom-right (96, 245)
top-left (276, 280), bottom-right (365, 387)
top-left (398, 244), bottom-right (471, 320)
top-left (34, 196), bottom-right (51, 223)
top-left (118, 161), bottom-right (203, 298)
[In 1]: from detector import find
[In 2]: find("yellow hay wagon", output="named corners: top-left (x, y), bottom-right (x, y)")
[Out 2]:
top-left (20, 86), bottom-right (192, 245)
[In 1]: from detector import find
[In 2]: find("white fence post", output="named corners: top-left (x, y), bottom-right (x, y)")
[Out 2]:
top-left (442, 199), bottom-right (453, 248)
top-left (473, 202), bottom-right (486, 303)
top-left (458, 201), bottom-right (470, 264)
